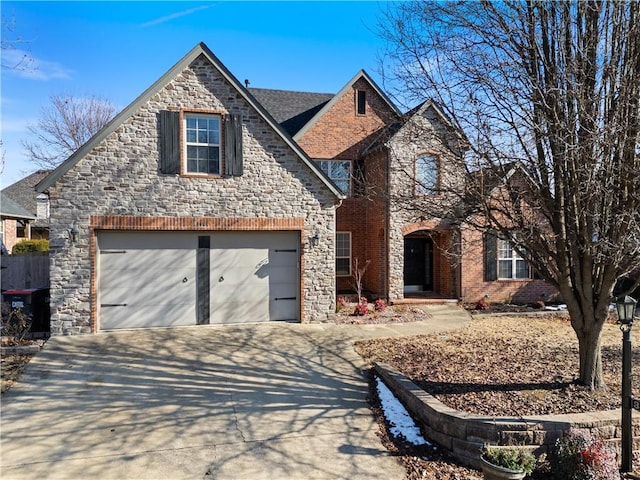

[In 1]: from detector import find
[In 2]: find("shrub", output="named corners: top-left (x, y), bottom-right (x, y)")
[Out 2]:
top-left (12, 239), bottom-right (49, 255)
top-left (374, 298), bottom-right (387, 312)
top-left (335, 296), bottom-right (348, 313)
top-left (530, 300), bottom-right (545, 309)
top-left (353, 297), bottom-right (369, 316)
top-left (549, 430), bottom-right (619, 480)
top-left (1, 304), bottom-right (33, 345)
top-left (482, 445), bottom-right (536, 474)
top-left (475, 298), bottom-right (490, 310)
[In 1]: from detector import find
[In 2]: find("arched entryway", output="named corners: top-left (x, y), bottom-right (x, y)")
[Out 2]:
top-left (403, 235), bottom-right (433, 293)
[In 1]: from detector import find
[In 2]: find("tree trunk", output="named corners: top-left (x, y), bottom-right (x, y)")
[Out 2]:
top-left (574, 318), bottom-right (606, 390)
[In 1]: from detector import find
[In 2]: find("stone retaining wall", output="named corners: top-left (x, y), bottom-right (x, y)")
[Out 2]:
top-left (374, 362), bottom-right (640, 469)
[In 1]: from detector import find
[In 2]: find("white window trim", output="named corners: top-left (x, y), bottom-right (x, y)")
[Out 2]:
top-left (497, 239), bottom-right (531, 280)
top-left (316, 160), bottom-right (352, 196)
top-left (336, 231), bottom-right (351, 277)
top-left (183, 113), bottom-right (221, 176)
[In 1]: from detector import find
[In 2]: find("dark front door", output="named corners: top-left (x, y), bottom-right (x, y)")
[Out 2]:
top-left (403, 237), bottom-right (433, 291)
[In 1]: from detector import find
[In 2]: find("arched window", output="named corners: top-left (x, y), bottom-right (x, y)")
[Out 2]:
top-left (415, 154), bottom-right (439, 194)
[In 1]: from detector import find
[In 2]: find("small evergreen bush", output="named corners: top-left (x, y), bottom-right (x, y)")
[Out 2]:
top-left (482, 446), bottom-right (536, 474)
top-left (12, 239), bottom-right (49, 255)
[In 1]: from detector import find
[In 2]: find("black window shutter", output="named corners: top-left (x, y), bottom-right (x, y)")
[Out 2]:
top-left (484, 231), bottom-right (498, 281)
top-left (225, 114), bottom-right (243, 176)
top-left (159, 110), bottom-right (180, 174)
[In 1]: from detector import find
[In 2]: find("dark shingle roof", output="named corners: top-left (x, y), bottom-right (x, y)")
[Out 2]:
top-left (0, 193), bottom-right (36, 219)
top-left (247, 88), bottom-right (334, 136)
top-left (2, 170), bottom-right (52, 215)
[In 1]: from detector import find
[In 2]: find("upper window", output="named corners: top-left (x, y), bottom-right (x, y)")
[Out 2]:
top-left (497, 239), bottom-right (530, 279)
top-left (356, 90), bottom-right (366, 115)
top-left (336, 232), bottom-right (351, 276)
top-left (184, 114), bottom-right (221, 175)
top-left (316, 160), bottom-right (351, 195)
top-left (416, 154), bottom-right (439, 194)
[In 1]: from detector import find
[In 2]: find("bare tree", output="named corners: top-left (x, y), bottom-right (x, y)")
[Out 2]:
top-left (378, 1), bottom-right (640, 389)
top-left (23, 93), bottom-right (117, 169)
top-left (1, 12), bottom-right (34, 72)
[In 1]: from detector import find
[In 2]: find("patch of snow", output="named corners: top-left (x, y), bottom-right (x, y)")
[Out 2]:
top-left (375, 376), bottom-right (430, 446)
top-left (545, 304), bottom-right (567, 311)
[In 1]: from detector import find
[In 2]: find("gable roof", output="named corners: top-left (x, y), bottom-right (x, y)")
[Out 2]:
top-left (248, 88), bottom-right (333, 137)
top-left (292, 69), bottom-right (401, 141)
top-left (361, 99), bottom-right (468, 156)
top-left (36, 42), bottom-right (345, 199)
top-left (0, 193), bottom-right (36, 220)
top-left (2, 169), bottom-right (51, 215)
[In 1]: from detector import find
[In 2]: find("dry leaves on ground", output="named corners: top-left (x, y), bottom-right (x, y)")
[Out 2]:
top-left (1, 354), bottom-right (35, 393)
top-left (355, 314), bottom-right (640, 416)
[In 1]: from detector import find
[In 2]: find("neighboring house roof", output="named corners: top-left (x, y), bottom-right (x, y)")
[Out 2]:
top-left (2, 170), bottom-right (51, 227)
top-left (292, 69), bottom-right (402, 141)
top-left (36, 42), bottom-right (345, 199)
top-left (247, 88), bottom-right (333, 137)
top-left (0, 193), bottom-right (36, 220)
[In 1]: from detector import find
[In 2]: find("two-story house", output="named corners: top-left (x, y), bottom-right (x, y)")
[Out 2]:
top-left (36, 43), bottom-right (555, 335)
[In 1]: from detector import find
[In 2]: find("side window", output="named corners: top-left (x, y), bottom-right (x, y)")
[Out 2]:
top-left (336, 232), bottom-right (351, 276)
top-left (356, 90), bottom-right (366, 115)
top-left (317, 160), bottom-right (351, 196)
top-left (497, 239), bottom-right (531, 279)
top-left (184, 114), bottom-right (221, 175)
top-left (416, 154), bottom-right (439, 195)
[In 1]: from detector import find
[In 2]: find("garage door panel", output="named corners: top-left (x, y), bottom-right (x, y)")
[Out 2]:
top-left (270, 298), bottom-right (297, 320)
top-left (100, 282), bottom-right (193, 305)
top-left (98, 232), bottom-right (197, 330)
top-left (100, 267), bottom-right (194, 291)
top-left (100, 302), bottom-right (196, 329)
top-left (101, 252), bottom-right (193, 274)
top-left (210, 231), bottom-right (299, 324)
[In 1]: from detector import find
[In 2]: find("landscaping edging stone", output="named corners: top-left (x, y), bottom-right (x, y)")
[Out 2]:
top-left (374, 362), bottom-right (640, 470)
top-left (0, 344), bottom-right (43, 355)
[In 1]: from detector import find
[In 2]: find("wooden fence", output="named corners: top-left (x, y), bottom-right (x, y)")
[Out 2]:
top-left (0, 253), bottom-right (50, 291)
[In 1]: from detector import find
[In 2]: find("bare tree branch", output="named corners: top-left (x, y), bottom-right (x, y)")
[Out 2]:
top-left (22, 93), bottom-right (117, 169)
top-left (378, 0), bottom-right (640, 389)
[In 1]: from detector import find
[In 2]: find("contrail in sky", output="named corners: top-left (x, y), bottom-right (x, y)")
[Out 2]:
top-left (141, 5), bottom-right (215, 27)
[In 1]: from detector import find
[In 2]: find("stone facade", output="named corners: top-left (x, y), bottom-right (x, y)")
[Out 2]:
top-left (386, 104), bottom-right (466, 301)
top-left (44, 52), bottom-right (338, 334)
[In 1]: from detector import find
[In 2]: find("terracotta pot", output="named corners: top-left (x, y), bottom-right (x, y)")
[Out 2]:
top-left (480, 456), bottom-right (527, 480)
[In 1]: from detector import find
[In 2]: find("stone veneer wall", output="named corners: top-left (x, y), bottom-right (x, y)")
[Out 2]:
top-left (46, 54), bottom-right (337, 334)
top-left (386, 107), bottom-right (466, 301)
top-left (375, 363), bottom-right (640, 470)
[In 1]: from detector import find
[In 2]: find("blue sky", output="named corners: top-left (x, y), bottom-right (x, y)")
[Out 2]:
top-left (1, 1), bottom-right (395, 187)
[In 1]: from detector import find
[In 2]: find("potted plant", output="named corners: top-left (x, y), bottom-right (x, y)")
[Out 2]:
top-left (480, 445), bottom-right (536, 480)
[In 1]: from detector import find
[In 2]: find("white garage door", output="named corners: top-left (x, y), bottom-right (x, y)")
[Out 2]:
top-left (97, 230), bottom-right (299, 330)
top-left (98, 232), bottom-right (198, 330)
top-left (210, 231), bottom-right (299, 324)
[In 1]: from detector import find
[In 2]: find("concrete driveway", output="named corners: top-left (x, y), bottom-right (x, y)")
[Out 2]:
top-left (0, 309), bottom-right (469, 480)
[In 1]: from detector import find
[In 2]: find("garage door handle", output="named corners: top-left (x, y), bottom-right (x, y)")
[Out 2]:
top-left (101, 304), bottom-right (127, 307)
top-left (275, 297), bottom-right (296, 301)
top-left (219, 276), bottom-right (224, 282)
